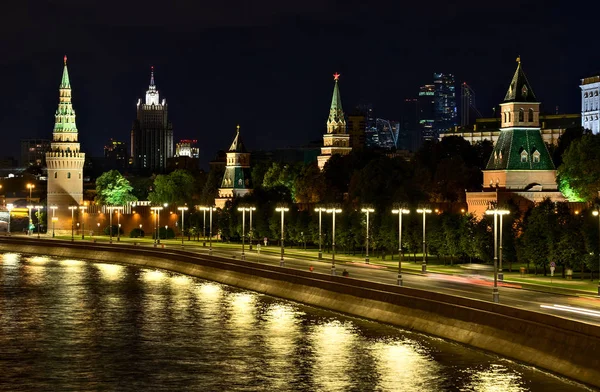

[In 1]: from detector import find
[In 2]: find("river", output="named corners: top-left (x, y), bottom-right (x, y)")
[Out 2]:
top-left (0, 252), bottom-right (592, 391)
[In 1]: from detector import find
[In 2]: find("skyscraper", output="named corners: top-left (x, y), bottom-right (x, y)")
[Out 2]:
top-left (104, 138), bottom-right (128, 171)
top-left (433, 73), bottom-right (458, 136)
top-left (131, 67), bottom-right (173, 173)
top-left (399, 98), bottom-right (421, 151)
top-left (418, 84), bottom-right (435, 141)
top-left (317, 73), bottom-right (352, 170)
top-left (46, 56), bottom-right (85, 230)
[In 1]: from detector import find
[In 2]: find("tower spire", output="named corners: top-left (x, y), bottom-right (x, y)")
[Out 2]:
top-left (150, 66), bottom-right (155, 87)
top-left (328, 72), bottom-right (344, 125)
top-left (504, 57), bottom-right (537, 102)
top-left (60, 55), bottom-right (71, 89)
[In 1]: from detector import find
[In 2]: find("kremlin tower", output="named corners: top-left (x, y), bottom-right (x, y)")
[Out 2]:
top-left (46, 56), bottom-right (85, 230)
top-left (215, 125), bottom-right (253, 209)
top-left (317, 73), bottom-right (352, 170)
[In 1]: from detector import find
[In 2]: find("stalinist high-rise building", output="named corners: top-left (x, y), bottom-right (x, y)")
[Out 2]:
top-left (46, 56), bottom-right (85, 230)
top-left (318, 73), bottom-right (351, 170)
top-left (131, 67), bottom-right (173, 173)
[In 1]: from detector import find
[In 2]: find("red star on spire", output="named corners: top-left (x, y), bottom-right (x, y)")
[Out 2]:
top-left (64, 55), bottom-right (67, 65)
top-left (333, 72), bottom-right (340, 81)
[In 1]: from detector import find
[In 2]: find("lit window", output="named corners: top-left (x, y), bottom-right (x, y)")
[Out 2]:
top-left (520, 150), bottom-right (528, 163)
top-left (532, 150), bottom-right (540, 163)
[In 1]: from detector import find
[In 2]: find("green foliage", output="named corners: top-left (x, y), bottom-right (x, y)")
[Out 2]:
top-left (148, 170), bottom-right (195, 205)
top-left (557, 133), bottom-right (600, 202)
top-left (95, 170), bottom-right (137, 206)
top-left (201, 166), bottom-right (225, 204)
top-left (129, 228), bottom-right (145, 238)
top-left (103, 225), bottom-right (124, 236)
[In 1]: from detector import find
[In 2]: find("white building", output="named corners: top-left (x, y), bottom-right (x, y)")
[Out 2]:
top-left (581, 75), bottom-right (600, 134)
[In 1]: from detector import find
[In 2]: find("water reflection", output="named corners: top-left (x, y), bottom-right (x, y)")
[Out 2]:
top-left (0, 253), bottom-right (590, 392)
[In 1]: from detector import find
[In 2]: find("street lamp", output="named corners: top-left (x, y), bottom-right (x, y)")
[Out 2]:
top-left (178, 206), bottom-right (188, 248)
top-left (593, 209), bottom-right (600, 296)
top-left (50, 205), bottom-right (58, 238)
top-left (79, 205), bottom-right (87, 239)
top-left (485, 207), bottom-right (510, 303)
top-left (392, 207), bottom-right (410, 286)
top-left (107, 206), bottom-right (124, 243)
top-left (26, 183), bottom-right (35, 202)
top-left (198, 206), bottom-right (208, 246)
top-left (361, 208), bottom-right (375, 264)
top-left (208, 206), bottom-right (214, 255)
top-left (68, 206), bottom-right (78, 241)
top-left (498, 210), bottom-right (509, 281)
top-left (275, 206), bottom-right (289, 267)
top-left (237, 207), bottom-right (249, 260)
top-left (150, 206), bottom-right (163, 245)
top-left (315, 207), bottom-right (327, 259)
top-left (6, 203), bottom-right (13, 236)
top-left (416, 208), bottom-right (432, 273)
top-left (326, 207), bottom-right (342, 276)
top-left (248, 206), bottom-right (256, 251)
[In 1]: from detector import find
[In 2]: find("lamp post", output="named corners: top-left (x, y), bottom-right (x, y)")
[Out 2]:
top-left (392, 207), bottom-right (410, 286)
top-left (27, 205), bottom-right (33, 235)
top-left (50, 205), bottom-right (57, 238)
top-left (248, 207), bottom-right (256, 251)
top-left (150, 206), bottom-right (163, 246)
top-left (361, 208), bottom-right (374, 264)
top-left (326, 207), bottom-right (342, 276)
top-left (593, 209), bottom-right (600, 296)
top-left (26, 183), bottom-right (35, 202)
top-left (69, 206), bottom-right (78, 241)
top-left (198, 206), bottom-right (208, 246)
top-left (315, 207), bottom-right (326, 259)
top-left (6, 203), bottom-right (13, 236)
top-left (275, 207), bottom-right (289, 267)
top-left (485, 207), bottom-right (510, 303)
top-left (208, 206), bottom-right (214, 255)
top-left (178, 206), bottom-right (188, 248)
top-left (416, 208), bottom-right (432, 273)
top-left (498, 211), bottom-right (507, 281)
top-left (237, 207), bottom-right (247, 260)
top-left (79, 205), bottom-right (87, 239)
top-left (116, 207), bottom-right (124, 242)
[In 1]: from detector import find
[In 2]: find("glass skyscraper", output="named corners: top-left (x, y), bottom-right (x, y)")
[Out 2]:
top-left (433, 73), bottom-right (458, 137)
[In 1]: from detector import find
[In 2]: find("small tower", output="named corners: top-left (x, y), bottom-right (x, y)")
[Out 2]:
top-left (46, 56), bottom-right (86, 230)
top-left (215, 125), bottom-right (252, 209)
top-left (317, 73), bottom-right (352, 170)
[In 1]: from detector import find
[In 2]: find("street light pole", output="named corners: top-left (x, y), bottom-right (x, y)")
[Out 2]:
top-left (27, 183), bottom-right (35, 203)
top-left (594, 209), bottom-right (600, 296)
top-left (416, 208), bottom-right (432, 273)
top-left (249, 207), bottom-right (255, 251)
top-left (485, 207), bottom-right (509, 303)
top-left (392, 208), bottom-right (410, 286)
top-left (108, 206), bottom-right (113, 243)
top-left (499, 212), bottom-right (505, 281)
top-left (209, 206), bottom-right (213, 256)
top-left (69, 206), bottom-right (77, 241)
top-left (315, 207), bottom-right (326, 259)
top-left (178, 206), bottom-right (188, 248)
top-left (79, 206), bottom-right (87, 239)
top-left (27, 205), bottom-right (33, 236)
top-left (237, 207), bottom-right (246, 260)
top-left (361, 208), bottom-right (374, 264)
top-left (150, 206), bottom-right (163, 246)
top-left (6, 203), bottom-right (13, 236)
top-left (117, 207), bottom-right (123, 242)
top-left (50, 206), bottom-right (57, 238)
top-left (326, 207), bottom-right (342, 275)
top-left (275, 207), bottom-right (289, 267)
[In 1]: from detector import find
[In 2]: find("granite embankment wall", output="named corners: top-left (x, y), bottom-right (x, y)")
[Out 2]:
top-left (1, 238), bottom-right (600, 388)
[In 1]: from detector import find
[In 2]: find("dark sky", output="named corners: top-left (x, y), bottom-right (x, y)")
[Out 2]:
top-left (1, 1), bottom-right (599, 167)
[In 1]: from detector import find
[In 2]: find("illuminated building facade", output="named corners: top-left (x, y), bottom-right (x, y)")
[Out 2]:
top-left (581, 75), bottom-right (600, 134)
top-left (317, 73), bottom-right (352, 170)
top-left (46, 56), bottom-right (86, 230)
top-left (104, 138), bottom-right (128, 171)
top-left (131, 67), bottom-right (173, 173)
top-left (175, 140), bottom-right (199, 158)
top-left (433, 73), bottom-right (458, 136)
top-left (21, 139), bottom-right (51, 167)
top-left (215, 126), bottom-right (252, 209)
top-left (418, 84), bottom-right (435, 141)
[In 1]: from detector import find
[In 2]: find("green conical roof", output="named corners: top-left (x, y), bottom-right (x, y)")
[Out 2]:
top-left (328, 74), bottom-right (344, 123)
top-left (60, 55), bottom-right (70, 89)
top-left (503, 57), bottom-right (537, 103)
top-left (485, 128), bottom-right (554, 171)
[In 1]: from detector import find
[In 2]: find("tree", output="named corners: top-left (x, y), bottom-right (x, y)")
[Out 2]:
top-left (95, 170), bottom-right (137, 205)
top-left (148, 170), bottom-right (195, 205)
top-left (557, 133), bottom-right (600, 202)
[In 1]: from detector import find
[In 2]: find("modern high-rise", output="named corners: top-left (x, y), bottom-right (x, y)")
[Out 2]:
top-left (21, 139), bottom-right (51, 167)
top-left (104, 138), bottom-right (128, 171)
top-left (317, 73), bottom-right (352, 170)
top-left (46, 56), bottom-right (86, 230)
top-left (131, 67), bottom-right (173, 173)
top-left (418, 84), bottom-right (436, 141)
top-left (433, 73), bottom-right (458, 136)
top-left (399, 98), bottom-right (421, 151)
top-left (581, 75), bottom-right (600, 134)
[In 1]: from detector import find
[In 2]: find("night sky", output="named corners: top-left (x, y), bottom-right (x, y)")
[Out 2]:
top-left (1, 1), bottom-right (598, 167)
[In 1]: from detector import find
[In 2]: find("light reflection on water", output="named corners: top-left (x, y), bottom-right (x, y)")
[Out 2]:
top-left (0, 252), bottom-right (591, 392)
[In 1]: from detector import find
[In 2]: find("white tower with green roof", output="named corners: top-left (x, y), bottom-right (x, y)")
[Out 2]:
top-left (46, 56), bottom-right (85, 228)
top-left (215, 125), bottom-right (252, 209)
top-left (318, 73), bottom-right (352, 171)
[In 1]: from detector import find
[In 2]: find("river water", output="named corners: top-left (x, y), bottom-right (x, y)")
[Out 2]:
top-left (0, 252), bottom-right (592, 391)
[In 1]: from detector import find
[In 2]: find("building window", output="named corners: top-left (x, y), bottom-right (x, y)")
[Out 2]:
top-left (79, 173), bottom-right (82, 179)
top-left (67, 172), bottom-right (71, 179)
top-left (54, 172), bottom-right (57, 179)
top-left (520, 150), bottom-right (528, 163)
top-left (528, 108), bottom-right (534, 122)
top-left (532, 150), bottom-right (540, 163)
top-left (519, 108), bottom-right (524, 122)
top-left (508, 112), bottom-right (511, 122)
